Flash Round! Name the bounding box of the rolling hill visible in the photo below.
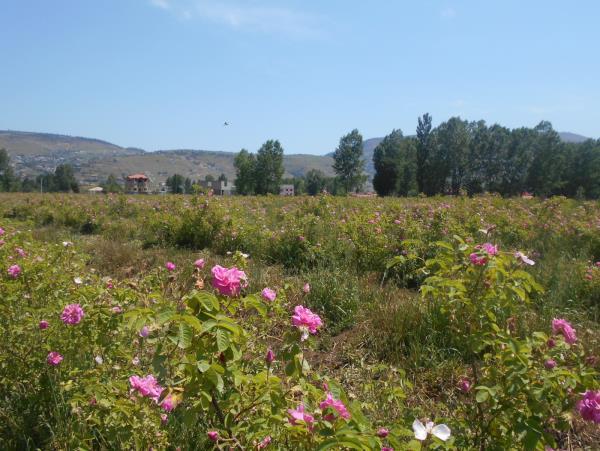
[0,129,592,187]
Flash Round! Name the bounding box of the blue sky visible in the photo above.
[1,0,599,154]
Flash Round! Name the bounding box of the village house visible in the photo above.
[279,184,295,196]
[125,174,149,194]
[198,179,235,195]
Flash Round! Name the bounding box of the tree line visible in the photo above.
[373,115,600,199]
[0,149,80,193]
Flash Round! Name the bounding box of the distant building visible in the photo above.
[158,182,169,195]
[125,174,149,194]
[212,180,235,196]
[280,184,294,196]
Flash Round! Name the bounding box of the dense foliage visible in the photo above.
[0,193,599,449]
[373,117,600,199]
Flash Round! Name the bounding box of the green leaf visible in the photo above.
[215,328,230,352]
[177,322,193,349]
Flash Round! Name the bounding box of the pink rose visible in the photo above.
[61,304,84,325]
[211,265,247,297]
[47,351,63,366]
[261,287,276,302]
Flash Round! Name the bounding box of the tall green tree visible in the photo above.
[166,174,185,194]
[526,121,565,197]
[304,169,328,195]
[101,174,123,193]
[416,113,434,194]
[233,149,257,195]
[372,129,403,196]
[0,149,18,192]
[435,117,470,195]
[254,140,285,195]
[53,164,79,192]
[332,129,365,194]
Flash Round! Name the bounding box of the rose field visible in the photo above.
[0,193,599,450]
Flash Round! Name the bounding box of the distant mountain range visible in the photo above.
[0,130,592,186]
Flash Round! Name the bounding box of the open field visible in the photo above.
[1,193,599,450]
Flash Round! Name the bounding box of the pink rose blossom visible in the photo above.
[544,359,557,369]
[377,427,389,438]
[47,351,63,366]
[194,258,205,269]
[319,392,351,420]
[165,261,176,272]
[207,431,219,442]
[257,436,272,449]
[288,404,315,430]
[291,305,323,341]
[265,348,275,365]
[0,227,4,236]
[577,390,600,423]
[111,306,122,314]
[16,247,26,258]
[211,265,247,297]
[160,394,177,412]
[547,338,556,348]
[302,283,310,294]
[7,264,21,278]
[39,320,49,330]
[381,448,394,451]
[139,326,150,338]
[161,413,168,425]
[551,318,577,344]
[261,287,276,302]
[61,304,84,325]
[459,378,471,393]
[129,375,164,402]
[469,253,487,266]
[480,242,498,256]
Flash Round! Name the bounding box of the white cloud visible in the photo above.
[149,0,323,38]
[150,0,171,10]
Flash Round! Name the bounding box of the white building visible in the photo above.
[279,184,294,196]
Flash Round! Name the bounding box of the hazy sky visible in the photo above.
[1,0,599,154]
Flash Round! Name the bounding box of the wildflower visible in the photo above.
[551,318,577,344]
[377,427,389,438]
[194,258,205,269]
[161,413,168,425]
[257,436,272,449]
[132,357,140,365]
[73,277,83,285]
[207,431,219,442]
[265,348,275,365]
[459,378,471,393]
[577,390,600,423]
[319,392,351,420]
[261,287,276,302]
[161,394,177,412]
[62,241,73,247]
[303,283,310,294]
[129,375,164,402]
[106,280,114,289]
[139,326,150,338]
[544,359,557,369]
[469,253,487,266]
[61,304,84,325]
[515,251,535,265]
[291,305,323,341]
[47,351,64,366]
[7,264,21,278]
[39,320,49,330]
[288,404,315,430]
[480,242,498,256]
[413,419,451,441]
[211,265,247,297]
[95,355,104,365]
[165,261,176,272]
[16,247,26,257]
